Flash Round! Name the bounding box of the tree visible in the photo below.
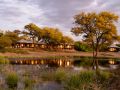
[13,30,21,35]
[60,36,74,49]
[5,31,20,47]
[41,27,63,48]
[71,12,119,71]
[61,36,74,44]
[24,23,42,48]
[0,36,12,49]
[74,41,92,52]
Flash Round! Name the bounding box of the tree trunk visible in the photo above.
[92,41,96,70]
[32,37,35,50]
[94,47,99,74]
[92,49,96,69]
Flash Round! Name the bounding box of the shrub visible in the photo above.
[74,41,92,52]
[0,36,12,49]
[23,76,33,88]
[96,71,111,84]
[0,56,9,64]
[41,68,67,83]
[64,71,95,90]
[6,72,19,89]
[54,69,67,83]
[41,71,55,81]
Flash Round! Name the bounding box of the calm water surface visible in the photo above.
[8,56,120,70]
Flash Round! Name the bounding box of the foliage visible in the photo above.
[74,41,92,52]
[96,71,111,84]
[64,71,95,90]
[13,29,21,35]
[41,68,67,83]
[5,31,20,46]
[41,27,63,45]
[54,68,67,83]
[24,23,42,41]
[116,44,120,47]
[61,36,74,44]
[99,43,111,51]
[23,76,33,88]
[41,71,55,81]
[0,36,12,49]
[0,56,9,64]
[106,65,120,90]
[71,11,119,70]
[24,23,74,49]
[6,72,19,89]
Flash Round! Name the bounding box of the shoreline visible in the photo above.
[0,51,120,58]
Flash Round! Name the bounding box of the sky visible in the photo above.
[0,0,120,40]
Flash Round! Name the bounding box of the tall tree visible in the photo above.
[41,27,63,48]
[71,12,119,71]
[61,36,74,44]
[0,36,12,49]
[24,23,42,47]
[5,31,20,47]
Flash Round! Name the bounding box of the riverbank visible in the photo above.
[0,50,120,58]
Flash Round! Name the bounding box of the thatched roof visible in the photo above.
[17,39,34,44]
[109,44,120,48]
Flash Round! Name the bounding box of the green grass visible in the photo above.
[0,48,29,54]
[23,76,34,88]
[6,72,19,89]
[0,56,9,64]
[64,71,95,90]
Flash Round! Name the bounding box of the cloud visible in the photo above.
[0,0,120,40]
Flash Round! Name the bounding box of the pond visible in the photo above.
[8,56,120,70]
[0,56,120,90]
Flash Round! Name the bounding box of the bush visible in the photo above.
[41,68,67,83]
[6,72,19,89]
[0,36,12,49]
[23,76,33,88]
[0,56,9,64]
[41,71,55,81]
[96,71,111,84]
[54,69,67,83]
[64,71,95,90]
[74,41,92,52]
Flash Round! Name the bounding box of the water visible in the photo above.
[8,56,120,70]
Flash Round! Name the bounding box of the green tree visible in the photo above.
[4,31,19,47]
[71,12,119,71]
[74,41,91,52]
[0,36,12,49]
[13,30,21,35]
[24,23,42,47]
[61,36,74,44]
[41,27,63,48]
[0,32,3,37]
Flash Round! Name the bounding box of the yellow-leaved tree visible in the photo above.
[71,12,120,71]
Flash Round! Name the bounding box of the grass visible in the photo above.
[23,76,34,88]
[6,72,19,89]
[0,48,29,54]
[41,68,67,83]
[64,71,95,90]
[0,56,9,64]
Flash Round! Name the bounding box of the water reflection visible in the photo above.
[109,60,115,65]
[9,57,120,69]
[10,59,72,67]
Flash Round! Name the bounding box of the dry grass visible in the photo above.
[0,49,120,58]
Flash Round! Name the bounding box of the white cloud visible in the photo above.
[0,0,120,40]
